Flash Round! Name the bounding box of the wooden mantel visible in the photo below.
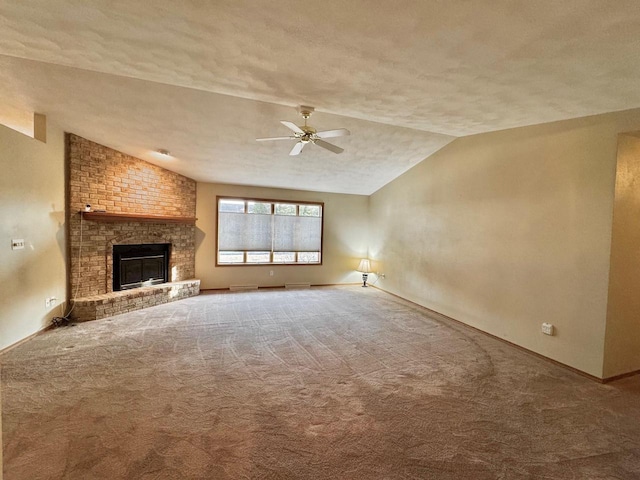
[81,211,197,224]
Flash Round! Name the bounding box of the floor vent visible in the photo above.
[229,284,259,291]
[285,283,311,289]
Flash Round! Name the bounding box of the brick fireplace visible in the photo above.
[66,134,200,321]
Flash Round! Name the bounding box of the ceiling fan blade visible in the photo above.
[314,139,344,154]
[256,136,295,142]
[289,142,305,156]
[281,121,305,134]
[315,128,350,139]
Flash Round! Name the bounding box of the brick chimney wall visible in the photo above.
[67,134,197,299]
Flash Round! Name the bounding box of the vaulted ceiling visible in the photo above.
[1,1,639,194]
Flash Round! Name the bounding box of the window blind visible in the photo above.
[273,215,322,252]
[218,212,273,250]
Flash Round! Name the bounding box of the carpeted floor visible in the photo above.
[2,286,640,479]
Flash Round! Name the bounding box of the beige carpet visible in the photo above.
[2,286,640,479]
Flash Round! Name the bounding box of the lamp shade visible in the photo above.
[357,258,371,273]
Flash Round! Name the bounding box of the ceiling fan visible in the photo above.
[256,106,350,156]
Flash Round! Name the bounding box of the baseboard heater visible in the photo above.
[285,283,311,289]
[229,284,259,291]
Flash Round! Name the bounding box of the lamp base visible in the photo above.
[362,273,368,287]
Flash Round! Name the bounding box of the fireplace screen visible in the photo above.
[113,244,170,291]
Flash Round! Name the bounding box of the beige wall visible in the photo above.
[603,134,640,378]
[196,183,368,289]
[369,109,640,378]
[0,123,66,352]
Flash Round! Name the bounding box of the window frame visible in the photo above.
[215,195,324,267]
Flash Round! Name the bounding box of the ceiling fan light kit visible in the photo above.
[256,105,350,156]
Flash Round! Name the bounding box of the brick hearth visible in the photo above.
[70,280,200,322]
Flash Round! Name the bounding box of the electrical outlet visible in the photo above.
[378,272,385,279]
[541,322,554,336]
[269,270,274,276]
[45,296,57,308]
[12,239,25,250]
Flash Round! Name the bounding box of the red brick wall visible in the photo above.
[67,134,197,298]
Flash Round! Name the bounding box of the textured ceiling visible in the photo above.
[1,1,639,194]
[0,56,452,195]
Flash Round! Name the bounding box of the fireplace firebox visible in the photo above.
[113,244,170,291]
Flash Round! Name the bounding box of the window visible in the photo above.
[217,197,323,265]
